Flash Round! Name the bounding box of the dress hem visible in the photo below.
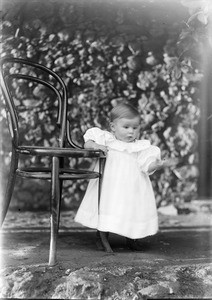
[75,212,158,239]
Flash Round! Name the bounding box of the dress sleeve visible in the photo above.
[138,145,161,175]
[83,127,108,146]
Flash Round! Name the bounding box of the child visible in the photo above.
[75,103,178,252]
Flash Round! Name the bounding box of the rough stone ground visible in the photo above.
[0,201,212,299]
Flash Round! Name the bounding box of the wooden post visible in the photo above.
[198,41,212,198]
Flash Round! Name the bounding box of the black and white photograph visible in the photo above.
[0,0,212,299]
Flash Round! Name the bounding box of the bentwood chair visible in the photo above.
[0,57,105,266]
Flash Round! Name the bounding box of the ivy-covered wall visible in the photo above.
[1,0,210,211]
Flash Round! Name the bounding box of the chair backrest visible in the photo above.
[0,57,68,148]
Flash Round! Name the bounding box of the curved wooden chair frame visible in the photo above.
[0,57,106,266]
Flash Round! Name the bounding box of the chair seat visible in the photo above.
[17,145,104,158]
[16,167,100,180]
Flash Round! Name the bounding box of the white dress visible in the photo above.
[75,127,161,239]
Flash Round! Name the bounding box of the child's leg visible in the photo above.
[99,231,114,253]
[96,230,111,251]
[96,230,104,250]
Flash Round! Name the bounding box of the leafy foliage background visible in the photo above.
[0,0,210,211]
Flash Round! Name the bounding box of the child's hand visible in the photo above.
[147,157,179,174]
[94,144,108,156]
[84,140,108,156]
[162,157,179,168]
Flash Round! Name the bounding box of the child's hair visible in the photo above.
[110,102,140,122]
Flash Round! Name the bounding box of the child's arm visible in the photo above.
[84,140,108,155]
[148,157,179,174]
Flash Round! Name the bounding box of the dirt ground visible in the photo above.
[0,201,212,299]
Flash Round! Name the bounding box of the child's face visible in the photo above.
[110,117,140,142]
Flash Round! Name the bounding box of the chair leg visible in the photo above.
[49,156,60,266]
[97,157,113,252]
[0,147,18,226]
[98,157,106,211]
[57,157,64,230]
[57,179,63,230]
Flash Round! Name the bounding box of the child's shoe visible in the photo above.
[126,238,144,251]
